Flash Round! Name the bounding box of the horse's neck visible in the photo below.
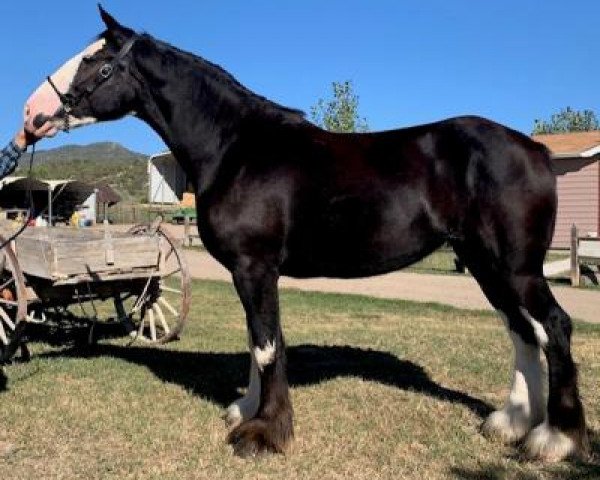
[134,47,245,195]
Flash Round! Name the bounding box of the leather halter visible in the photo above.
[46,35,138,114]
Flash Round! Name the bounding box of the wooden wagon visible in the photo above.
[0,219,190,363]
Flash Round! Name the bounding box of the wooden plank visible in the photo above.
[51,236,159,277]
[570,225,580,287]
[52,269,160,286]
[578,237,600,265]
[579,238,600,257]
[10,236,54,279]
[0,224,165,280]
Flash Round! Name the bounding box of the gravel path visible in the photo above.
[181,249,600,324]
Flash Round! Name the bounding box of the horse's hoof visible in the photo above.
[227,416,292,458]
[523,421,588,462]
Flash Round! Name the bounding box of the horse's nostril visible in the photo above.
[33,113,49,129]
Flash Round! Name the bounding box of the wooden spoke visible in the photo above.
[0,320,8,345]
[136,310,146,337]
[0,277,15,291]
[0,306,15,330]
[158,296,178,317]
[153,304,170,334]
[160,285,181,294]
[148,308,157,342]
[0,298,19,307]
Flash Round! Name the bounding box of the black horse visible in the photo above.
[25,7,587,461]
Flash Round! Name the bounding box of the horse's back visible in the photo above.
[202,115,555,278]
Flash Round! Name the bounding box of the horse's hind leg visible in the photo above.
[519,279,588,461]
[455,243,588,462]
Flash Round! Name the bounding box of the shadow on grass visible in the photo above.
[450,429,600,479]
[30,341,492,419]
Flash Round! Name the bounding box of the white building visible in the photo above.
[147,151,187,204]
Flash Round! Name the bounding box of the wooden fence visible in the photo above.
[102,204,179,225]
[570,224,600,286]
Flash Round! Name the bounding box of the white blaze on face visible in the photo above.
[25,39,106,134]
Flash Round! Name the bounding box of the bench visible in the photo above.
[570,225,600,286]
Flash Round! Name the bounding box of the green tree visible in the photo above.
[532,106,599,134]
[310,80,369,133]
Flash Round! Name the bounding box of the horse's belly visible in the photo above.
[280,246,437,278]
[281,197,445,278]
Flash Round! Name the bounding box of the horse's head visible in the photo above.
[26,6,139,136]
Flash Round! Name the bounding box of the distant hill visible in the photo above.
[15,142,150,202]
[32,142,147,164]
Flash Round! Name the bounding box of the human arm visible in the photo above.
[0,138,24,179]
[0,123,55,180]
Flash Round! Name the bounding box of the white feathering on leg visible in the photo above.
[524,420,576,462]
[483,315,545,443]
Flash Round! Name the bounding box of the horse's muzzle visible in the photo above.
[33,113,51,129]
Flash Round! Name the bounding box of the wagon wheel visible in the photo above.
[117,223,191,343]
[0,235,28,363]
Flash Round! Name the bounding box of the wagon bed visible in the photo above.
[0,220,191,363]
[5,226,161,283]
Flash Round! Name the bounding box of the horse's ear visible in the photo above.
[98,4,134,46]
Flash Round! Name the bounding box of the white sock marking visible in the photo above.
[254,340,276,371]
[520,307,549,347]
[484,313,545,442]
[225,353,261,427]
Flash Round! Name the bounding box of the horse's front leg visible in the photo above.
[226,260,293,457]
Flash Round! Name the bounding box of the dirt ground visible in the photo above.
[178,247,600,324]
[101,223,600,323]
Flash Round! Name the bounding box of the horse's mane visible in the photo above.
[100,31,307,125]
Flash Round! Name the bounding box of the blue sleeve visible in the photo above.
[0,140,24,179]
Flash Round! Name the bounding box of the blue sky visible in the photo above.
[0,1,598,155]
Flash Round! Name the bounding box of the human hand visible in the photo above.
[14,122,55,149]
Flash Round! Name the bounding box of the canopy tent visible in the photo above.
[0,177,121,225]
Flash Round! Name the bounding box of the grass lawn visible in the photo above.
[1,280,599,479]
[407,248,570,275]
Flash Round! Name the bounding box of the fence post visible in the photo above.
[184,214,191,247]
[570,224,580,287]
